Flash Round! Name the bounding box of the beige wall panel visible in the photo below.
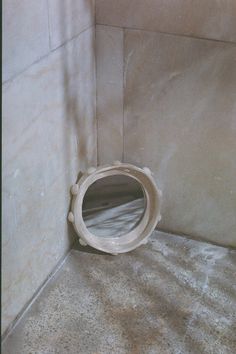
[2,28,96,334]
[96,25,124,164]
[96,0,236,43]
[3,0,50,82]
[124,30,236,247]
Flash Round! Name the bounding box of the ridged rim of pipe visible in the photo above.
[69,163,162,254]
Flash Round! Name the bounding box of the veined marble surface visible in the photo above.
[3,0,50,82]
[3,0,95,82]
[96,26,236,247]
[2,28,96,335]
[84,198,145,238]
[96,0,236,43]
[124,30,236,247]
[48,0,95,50]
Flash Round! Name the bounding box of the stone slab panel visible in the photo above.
[96,0,236,43]
[2,28,96,334]
[48,0,95,49]
[96,25,124,164]
[3,0,50,82]
[124,29,236,247]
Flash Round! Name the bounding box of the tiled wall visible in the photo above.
[2,0,96,335]
[3,0,236,335]
[96,1,236,247]
[96,0,236,42]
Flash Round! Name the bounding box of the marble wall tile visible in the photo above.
[96,25,124,164]
[3,0,50,82]
[124,30,236,247]
[96,0,236,43]
[2,28,96,334]
[48,0,95,50]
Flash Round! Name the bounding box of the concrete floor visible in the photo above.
[2,231,236,354]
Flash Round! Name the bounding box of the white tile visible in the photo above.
[2,28,96,334]
[3,0,50,82]
[48,0,95,50]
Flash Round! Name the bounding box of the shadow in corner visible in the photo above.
[57,1,96,247]
[72,240,111,256]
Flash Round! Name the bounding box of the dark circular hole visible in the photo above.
[82,174,146,238]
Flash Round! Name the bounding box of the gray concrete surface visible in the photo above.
[2,230,236,354]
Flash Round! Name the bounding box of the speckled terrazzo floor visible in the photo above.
[2,230,236,354]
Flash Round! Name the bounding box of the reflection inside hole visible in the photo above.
[82,175,146,237]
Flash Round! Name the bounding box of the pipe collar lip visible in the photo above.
[69,163,162,254]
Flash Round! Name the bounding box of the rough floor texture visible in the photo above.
[2,231,236,354]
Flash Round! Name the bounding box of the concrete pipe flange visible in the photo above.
[68,163,162,254]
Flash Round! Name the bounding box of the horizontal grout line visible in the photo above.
[1,245,75,343]
[2,25,95,86]
[95,23,236,46]
[4,22,235,86]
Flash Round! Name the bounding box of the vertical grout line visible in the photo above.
[95,25,98,167]
[95,0,97,25]
[46,0,52,51]
[94,1,98,166]
[122,28,125,163]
